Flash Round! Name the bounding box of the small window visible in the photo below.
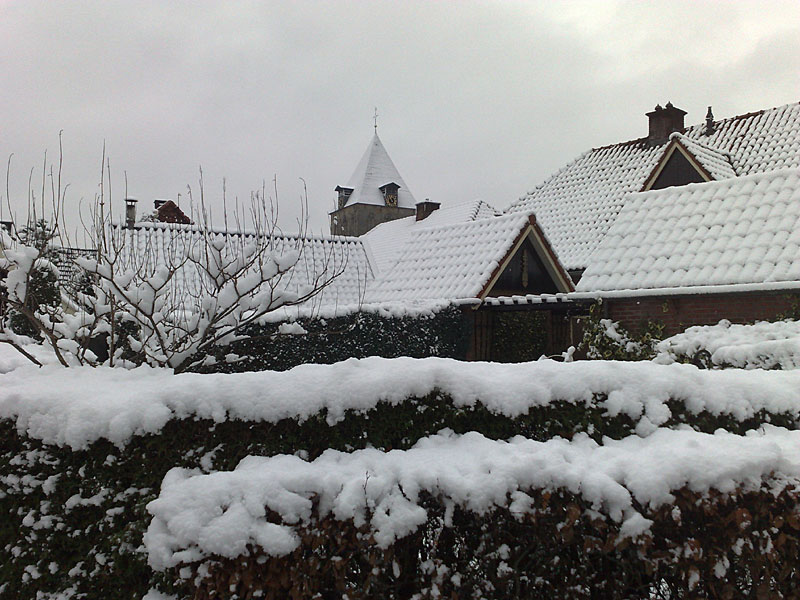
[379,183,400,207]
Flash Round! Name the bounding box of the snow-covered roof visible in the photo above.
[576,168,800,293]
[94,204,569,314]
[366,213,543,302]
[111,222,373,310]
[339,133,416,209]
[361,199,501,274]
[509,101,800,270]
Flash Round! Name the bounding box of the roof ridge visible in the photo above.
[411,211,528,235]
[588,100,800,153]
[671,132,730,157]
[112,221,365,244]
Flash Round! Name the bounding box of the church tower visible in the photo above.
[330,131,416,236]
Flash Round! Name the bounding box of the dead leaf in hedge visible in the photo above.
[733,507,752,530]
[566,502,580,523]
[756,582,771,600]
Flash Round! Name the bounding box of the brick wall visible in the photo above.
[606,291,800,336]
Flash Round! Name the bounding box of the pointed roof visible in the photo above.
[364,213,573,303]
[339,133,417,209]
[641,133,737,190]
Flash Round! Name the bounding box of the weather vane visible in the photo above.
[373,107,379,132]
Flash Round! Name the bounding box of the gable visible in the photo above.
[646,145,708,190]
[364,213,572,303]
[483,221,574,298]
[488,238,559,296]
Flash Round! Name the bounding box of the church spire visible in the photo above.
[330,128,417,236]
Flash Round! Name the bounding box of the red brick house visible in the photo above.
[507,101,800,335]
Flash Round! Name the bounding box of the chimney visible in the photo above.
[124,197,138,228]
[646,101,687,143]
[415,199,440,221]
[704,106,715,135]
[154,199,168,210]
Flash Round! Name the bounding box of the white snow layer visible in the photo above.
[657,319,800,370]
[5,357,800,450]
[145,426,800,569]
[576,168,800,293]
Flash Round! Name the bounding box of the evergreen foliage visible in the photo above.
[580,301,664,361]
[192,305,470,373]
[4,220,61,338]
[2,385,799,599]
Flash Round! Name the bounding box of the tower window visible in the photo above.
[335,186,353,209]
[379,182,400,207]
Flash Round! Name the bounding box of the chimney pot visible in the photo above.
[705,106,715,135]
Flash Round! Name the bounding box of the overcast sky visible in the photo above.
[2,0,798,238]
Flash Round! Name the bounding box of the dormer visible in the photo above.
[379,182,400,207]
[642,133,737,191]
[335,186,353,209]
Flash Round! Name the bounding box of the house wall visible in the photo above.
[605,291,800,336]
[330,204,414,236]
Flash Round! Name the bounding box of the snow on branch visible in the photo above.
[1,145,350,372]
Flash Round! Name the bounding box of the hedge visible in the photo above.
[178,484,800,600]
[4,375,800,600]
[193,304,470,373]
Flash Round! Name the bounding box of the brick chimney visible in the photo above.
[646,102,687,143]
[415,199,440,221]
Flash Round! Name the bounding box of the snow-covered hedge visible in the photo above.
[194,303,469,373]
[4,358,800,599]
[657,318,800,370]
[149,428,800,599]
[5,358,800,451]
